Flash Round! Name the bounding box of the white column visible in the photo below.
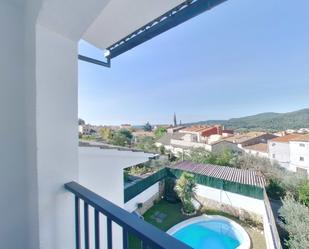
[35,24,78,249]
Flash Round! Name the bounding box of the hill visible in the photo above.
[187,108,309,132]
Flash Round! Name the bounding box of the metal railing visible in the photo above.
[65,181,191,249]
[264,191,282,249]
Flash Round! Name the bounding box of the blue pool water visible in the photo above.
[172,220,241,249]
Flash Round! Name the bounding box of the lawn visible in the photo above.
[129,199,266,249]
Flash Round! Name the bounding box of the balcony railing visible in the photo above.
[65,182,192,249]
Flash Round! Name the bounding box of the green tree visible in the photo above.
[111,129,133,146]
[118,129,133,140]
[299,182,309,206]
[99,127,113,140]
[154,127,167,138]
[135,136,156,152]
[174,172,196,214]
[143,122,152,132]
[184,148,235,167]
[279,194,309,249]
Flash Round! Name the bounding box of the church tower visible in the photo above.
[173,112,177,127]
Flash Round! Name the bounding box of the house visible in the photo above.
[268,134,309,175]
[179,125,223,143]
[121,124,132,130]
[289,135,309,175]
[156,132,241,155]
[223,132,277,149]
[243,143,269,158]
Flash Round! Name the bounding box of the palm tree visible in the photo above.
[174,172,196,214]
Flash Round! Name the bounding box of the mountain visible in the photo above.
[187,108,309,131]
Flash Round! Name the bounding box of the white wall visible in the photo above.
[124,182,160,212]
[243,148,268,158]
[289,141,309,173]
[0,2,30,249]
[79,147,154,249]
[268,141,290,169]
[196,184,265,216]
[35,24,79,249]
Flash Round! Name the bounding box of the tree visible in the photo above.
[154,127,167,138]
[299,182,309,207]
[184,148,235,167]
[99,127,113,140]
[279,194,309,249]
[143,122,152,132]
[118,129,133,140]
[78,118,85,125]
[135,136,156,152]
[110,129,133,146]
[174,172,196,214]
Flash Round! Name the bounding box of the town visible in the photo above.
[79,113,309,178]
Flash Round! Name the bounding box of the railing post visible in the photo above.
[123,229,128,249]
[75,197,81,249]
[107,217,112,249]
[84,202,89,249]
[95,210,100,249]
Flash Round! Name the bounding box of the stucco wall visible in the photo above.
[0,2,31,249]
[289,141,309,173]
[268,141,290,169]
[124,182,160,213]
[196,184,265,216]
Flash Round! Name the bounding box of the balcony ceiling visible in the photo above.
[82,0,186,50]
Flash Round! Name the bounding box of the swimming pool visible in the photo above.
[167,215,250,249]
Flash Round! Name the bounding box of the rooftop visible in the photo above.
[168,161,266,188]
[156,132,184,145]
[290,134,309,142]
[243,143,268,153]
[223,132,266,144]
[270,134,306,143]
[181,125,220,133]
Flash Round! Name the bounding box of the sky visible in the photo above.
[78,0,309,126]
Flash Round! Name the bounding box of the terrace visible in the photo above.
[1,0,283,249]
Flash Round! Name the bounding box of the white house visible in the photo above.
[268,134,309,175]
[289,135,309,175]
[243,143,269,158]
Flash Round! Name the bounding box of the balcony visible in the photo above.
[65,181,191,249]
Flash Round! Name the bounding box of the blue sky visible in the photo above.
[79,0,309,125]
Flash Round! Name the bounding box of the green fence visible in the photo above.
[124,167,264,202]
[168,168,264,200]
[124,168,168,203]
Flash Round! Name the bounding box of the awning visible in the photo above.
[83,0,185,51]
[80,0,227,65]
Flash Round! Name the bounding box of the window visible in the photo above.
[300,157,304,162]
[272,154,276,159]
[299,143,305,147]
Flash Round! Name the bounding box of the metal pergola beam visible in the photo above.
[79,0,227,66]
[107,0,227,59]
[78,54,111,68]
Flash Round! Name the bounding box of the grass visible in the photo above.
[129,199,266,249]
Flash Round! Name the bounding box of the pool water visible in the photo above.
[172,220,241,249]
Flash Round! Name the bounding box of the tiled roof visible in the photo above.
[243,143,268,153]
[223,132,266,144]
[270,134,305,143]
[290,134,309,142]
[168,161,266,188]
[156,132,184,145]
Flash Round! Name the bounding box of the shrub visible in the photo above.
[299,182,309,206]
[174,172,196,214]
[279,195,309,249]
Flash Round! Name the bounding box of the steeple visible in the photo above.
[173,112,177,127]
